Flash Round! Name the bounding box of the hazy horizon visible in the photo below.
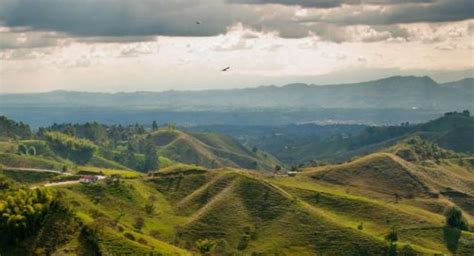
[1,72,473,94]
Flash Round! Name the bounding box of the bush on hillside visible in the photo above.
[133,217,145,231]
[443,207,468,253]
[17,144,28,155]
[445,207,469,231]
[395,148,418,162]
[195,238,217,254]
[124,232,135,241]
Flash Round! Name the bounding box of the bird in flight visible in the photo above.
[196,21,201,25]
[221,67,230,72]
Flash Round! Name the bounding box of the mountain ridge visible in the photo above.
[1,75,472,111]
[2,75,472,95]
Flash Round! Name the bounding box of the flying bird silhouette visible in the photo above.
[196,21,201,25]
[221,67,230,72]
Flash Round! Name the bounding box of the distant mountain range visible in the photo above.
[1,76,473,111]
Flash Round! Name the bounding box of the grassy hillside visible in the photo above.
[1,156,473,255]
[149,129,282,171]
[1,115,473,255]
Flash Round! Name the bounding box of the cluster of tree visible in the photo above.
[0,116,32,139]
[40,122,149,145]
[404,136,458,161]
[444,110,470,117]
[44,132,97,164]
[0,188,53,243]
[347,125,417,150]
[112,140,159,172]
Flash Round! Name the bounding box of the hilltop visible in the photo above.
[149,129,281,171]
[0,117,281,173]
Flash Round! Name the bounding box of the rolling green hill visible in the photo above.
[1,115,473,255]
[2,148,472,255]
[149,129,282,171]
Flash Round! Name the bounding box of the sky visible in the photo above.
[0,0,473,93]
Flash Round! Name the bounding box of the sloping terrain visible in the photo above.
[1,115,473,255]
[435,126,474,153]
[304,139,474,214]
[1,155,473,255]
[306,153,436,199]
[149,168,389,255]
[246,112,474,165]
[149,129,282,171]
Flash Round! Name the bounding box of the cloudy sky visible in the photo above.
[0,0,473,93]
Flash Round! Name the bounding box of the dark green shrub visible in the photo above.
[133,217,145,231]
[445,207,469,231]
[137,237,148,245]
[144,203,155,215]
[17,144,27,155]
[124,232,135,241]
[195,239,216,254]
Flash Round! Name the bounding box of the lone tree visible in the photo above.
[144,141,159,172]
[445,207,469,231]
[444,207,468,253]
[385,228,398,244]
[152,121,159,131]
[385,227,398,256]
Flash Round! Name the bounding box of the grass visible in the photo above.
[52,179,190,255]
[2,139,473,255]
[76,166,141,178]
[88,155,132,170]
[150,129,282,171]
[0,141,15,153]
[150,168,393,254]
[1,169,59,184]
[0,153,64,170]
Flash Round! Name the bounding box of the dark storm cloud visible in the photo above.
[0,0,233,37]
[227,0,435,8]
[298,0,474,25]
[0,0,472,42]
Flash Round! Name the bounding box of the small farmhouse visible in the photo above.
[80,175,99,184]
